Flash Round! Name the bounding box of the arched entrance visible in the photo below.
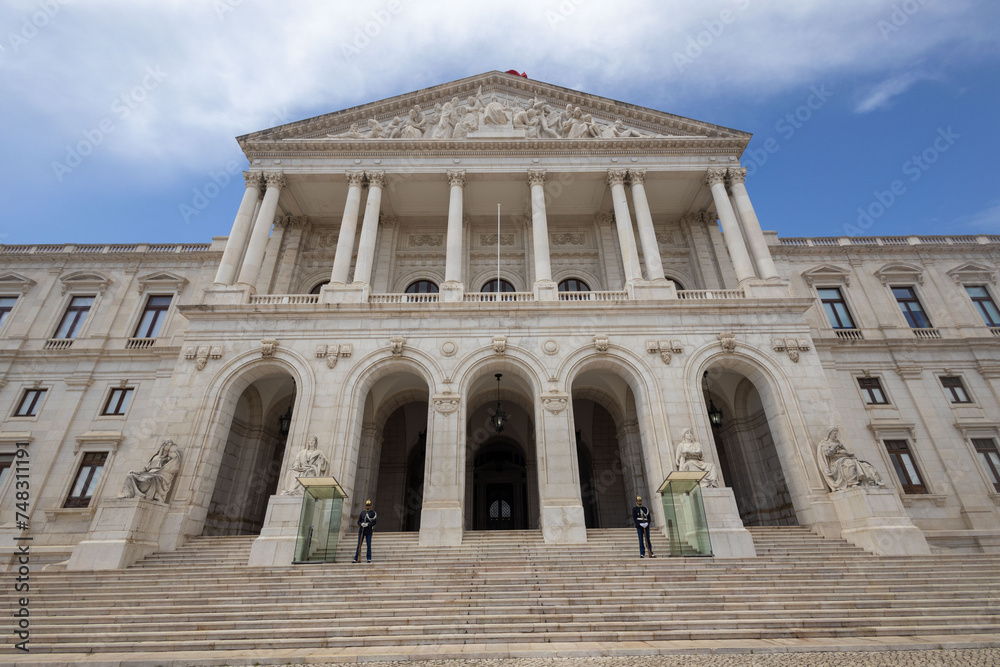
[472,440,529,530]
[703,367,797,526]
[203,373,294,535]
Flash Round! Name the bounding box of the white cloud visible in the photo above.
[961,201,1000,233]
[853,72,926,113]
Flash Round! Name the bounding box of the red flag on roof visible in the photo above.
[506,70,528,78]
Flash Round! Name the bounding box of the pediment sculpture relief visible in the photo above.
[327,87,659,141]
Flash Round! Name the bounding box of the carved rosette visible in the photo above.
[704,168,727,188]
[432,393,460,414]
[593,335,610,354]
[606,169,628,187]
[718,332,736,353]
[261,338,279,358]
[726,167,748,185]
[447,170,467,188]
[365,170,387,189]
[346,171,366,188]
[527,170,546,187]
[389,336,406,357]
[627,168,646,185]
[541,392,569,414]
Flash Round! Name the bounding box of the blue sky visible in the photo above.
[1,0,998,245]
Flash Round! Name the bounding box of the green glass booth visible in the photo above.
[657,471,713,557]
[293,476,347,563]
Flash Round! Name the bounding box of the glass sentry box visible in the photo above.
[293,476,346,563]
[657,471,713,557]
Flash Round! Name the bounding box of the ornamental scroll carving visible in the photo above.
[185,345,223,371]
[389,336,406,357]
[480,233,515,247]
[551,233,586,246]
[432,393,460,414]
[772,338,810,363]
[409,235,443,247]
[315,343,353,369]
[593,335,610,354]
[261,339,278,359]
[541,392,569,414]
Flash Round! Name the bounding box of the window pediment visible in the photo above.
[801,264,852,287]
[0,272,37,295]
[59,271,112,295]
[137,271,188,294]
[946,262,996,286]
[874,262,924,286]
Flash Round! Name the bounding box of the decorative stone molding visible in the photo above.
[480,233,515,247]
[551,233,585,246]
[593,335,610,354]
[606,169,628,187]
[772,338,810,363]
[647,340,683,364]
[946,261,996,286]
[718,332,737,353]
[440,341,458,357]
[705,168,728,188]
[59,271,112,296]
[542,339,559,355]
[492,335,507,355]
[874,262,924,286]
[446,169,467,188]
[74,430,125,454]
[389,336,406,357]
[315,343,353,368]
[627,168,646,185]
[345,171,366,187]
[0,272,36,295]
[137,272,188,295]
[409,234,443,247]
[275,215,309,230]
[527,169,546,186]
[594,213,615,227]
[541,392,569,414]
[801,264,852,287]
[379,214,398,228]
[244,171,265,189]
[726,167,748,185]
[313,233,337,249]
[185,345,222,371]
[260,339,278,359]
[263,171,286,190]
[365,170,387,188]
[432,393,460,414]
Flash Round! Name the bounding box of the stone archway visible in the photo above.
[472,439,529,530]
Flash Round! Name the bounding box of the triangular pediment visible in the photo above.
[946,261,996,285]
[238,71,750,154]
[801,264,852,287]
[0,272,37,294]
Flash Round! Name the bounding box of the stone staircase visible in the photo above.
[6,526,1000,661]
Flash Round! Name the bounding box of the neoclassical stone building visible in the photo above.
[2,72,999,569]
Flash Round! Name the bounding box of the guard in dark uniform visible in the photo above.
[353,499,377,563]
[632,495,656,558]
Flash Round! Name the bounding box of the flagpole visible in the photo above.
[496,203,501,300]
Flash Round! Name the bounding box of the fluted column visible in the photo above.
[351,171,386,285]
[236,172,284,287]
[330,172,366,284]
[627,169,666,281]
[444,170,466,284]
[607,169,642,283]
[527,170,553,284]
[705,168,755,284]
[727,168,779,280]
[214,172,263,285]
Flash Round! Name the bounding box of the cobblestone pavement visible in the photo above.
[231,650,1000,666]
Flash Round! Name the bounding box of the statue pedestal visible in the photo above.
[701,487,757,557]
[248,495,302,567]
[66,497,170,571]
[830,486,931,555]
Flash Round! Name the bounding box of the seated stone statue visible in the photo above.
[675,428,719,487]
[281,435,329,496]
[118,439,182,502]
[817,426,884,491]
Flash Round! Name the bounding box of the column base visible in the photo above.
[829,486,931,555]
[319,283,369,304]
[742,278,790,298]
[66,498,170,571]
[248,495,302,567]
[700,487,756,557]
[440,281,465,303]
[202,283,255,305]
[631,279,678,300]
[541,503,587,543]
[418,503,464,546]
[534,280,558,301]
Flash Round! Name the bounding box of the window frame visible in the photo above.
[939,376,972,404]
[481,279,516,293]
[883,439,927,494]
[52,294,97,340]
[557,278,591,293]
[100,386,135,417]
[857,377,889,406]
[0,295,19,331]
[965,285,1000,327]
[404,280,440,294]
[13,387,48,418]
[890,285,932,329]
[63,450,110,509]
[817,286,857,330]
[132,294,173,340]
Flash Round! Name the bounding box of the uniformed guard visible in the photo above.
[631,495,656,558]
[353,499,377,563]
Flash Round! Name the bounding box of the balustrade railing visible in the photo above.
[249,294,320,305]
[912,328,941,340]
[676,289,745,300]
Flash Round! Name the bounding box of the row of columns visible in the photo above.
[215,167,777,291]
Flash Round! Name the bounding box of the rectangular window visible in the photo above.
[940,376,971,404]
[63,451,108,508]
[54,295,95,339]
[858,377,888,405]
[818,288,856,329]
[966,285,1000,327]
[892,286,932,328]
[0,296,17,328]
[133,295,172,339]
[102,387,134,416]
[884,439,927,493]
[0,453,13,489]
[14,388,46,417]
[973,438,1000,492]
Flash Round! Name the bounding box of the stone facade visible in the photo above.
[2,72,998,569]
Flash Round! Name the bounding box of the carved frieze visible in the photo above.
[480,233,515,247]
[409,235,444,247]
[551,233,586,246]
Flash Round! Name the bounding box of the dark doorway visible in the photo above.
[473,441,529,530]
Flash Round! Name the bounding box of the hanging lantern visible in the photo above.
[490,373,507,433]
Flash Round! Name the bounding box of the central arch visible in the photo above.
[472,439,530,530]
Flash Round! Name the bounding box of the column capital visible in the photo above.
[606,168,629,187]
[627,168,647,185]
[527,169,546,187]
[274,215,309,230]
[595,213,615,227]
[346,171,366,187]
[446,170,467,188]
[263,171,285,190]
[243,171,264,190]
[705,168,728,187]
[379,213,398,228]
[365,170,387,189]
[727,167,748,185]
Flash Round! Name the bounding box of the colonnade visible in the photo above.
[213,167,778,292]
